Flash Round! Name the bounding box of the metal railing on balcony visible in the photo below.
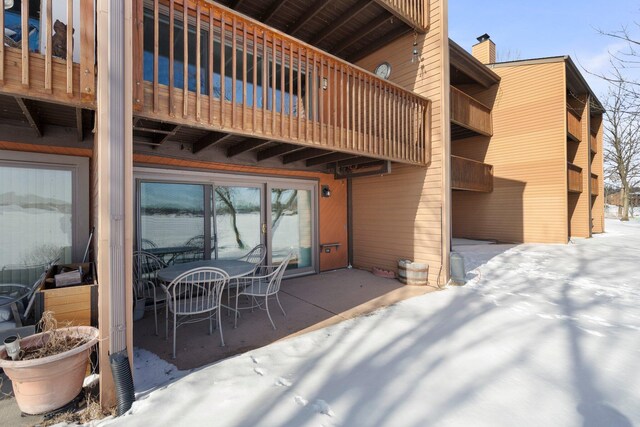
[451,155,493,192]
[133,0,430,165]
[591,173,599,196]
[450,86,492,137]
[567,162,583,193]
[0,0,95,107]
[567,108,582,142]
[374,0,429,31]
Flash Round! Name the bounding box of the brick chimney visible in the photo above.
[472,34,496,64]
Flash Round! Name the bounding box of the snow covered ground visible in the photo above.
[102,219,640,427]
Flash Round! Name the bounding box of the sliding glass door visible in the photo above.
[136,171,317,275]
[268,183,316,274]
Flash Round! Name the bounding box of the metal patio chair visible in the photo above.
[227,244,267,310]
[133,250,167,335]
[161,267,229,359]
[234,253,292,330]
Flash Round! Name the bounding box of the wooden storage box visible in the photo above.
[34,263,98,327]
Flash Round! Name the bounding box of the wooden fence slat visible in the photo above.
[21,0,29,87]
[153,0,159,112]
[79,0,94,100]
[182,2,189,118]
[44,0,52,92]
[66,0,73,95]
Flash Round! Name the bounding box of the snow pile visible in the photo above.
[101,219,640,427]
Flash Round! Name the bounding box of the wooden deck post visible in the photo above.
[95,0,134,409]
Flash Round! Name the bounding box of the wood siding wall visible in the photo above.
[452,61,569,243]
[133,154,348,272]
[352,0,447,284]
[590,112,605,233]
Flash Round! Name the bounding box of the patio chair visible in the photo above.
[234,253,292,330]
[161,267,229,358]
[227,244,267,309]
[0,270,46,338]
[133,251,168,335]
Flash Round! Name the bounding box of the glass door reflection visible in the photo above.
[213,185,263,259]
[139,182,206,264]
[269,186,314,273]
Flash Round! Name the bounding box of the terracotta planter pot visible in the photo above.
[0,326,99,415]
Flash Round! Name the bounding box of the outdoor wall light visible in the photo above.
[322,77,328,90]
[321,185,331,198]
[4,0,14,9]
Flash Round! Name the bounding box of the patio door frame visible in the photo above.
[134,167,319,276]
[266,180,318,276]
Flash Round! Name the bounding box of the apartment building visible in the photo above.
[449,35,605,243]
[0,0,449,405]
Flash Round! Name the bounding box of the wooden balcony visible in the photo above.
[0,1,95,108]
[567,108,582,142]
[591,173,599,196]
[567,162,583,193]
[375,0,429,31]
[451,155,493,192]
[450,86,492,139]
[133,1,430,166]
[590,132,597,154]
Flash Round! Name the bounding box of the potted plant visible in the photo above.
[0,312,99,415]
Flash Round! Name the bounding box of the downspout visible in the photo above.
[347,177,353,268]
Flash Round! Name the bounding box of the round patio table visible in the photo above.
[157,260,255,283]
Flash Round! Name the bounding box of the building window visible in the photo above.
[0,151,89,285]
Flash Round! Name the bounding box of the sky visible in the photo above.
[449,0,640,101]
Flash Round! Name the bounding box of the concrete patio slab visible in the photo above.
[133,268,438,370]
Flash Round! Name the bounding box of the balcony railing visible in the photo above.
[567,162,583,193]
[590,132,597,154]
[133,0,430,166]
[375,0,429,31]
[451,155,493,192]
[450,86,492,137]
[591,173,599,196]
[0,0,95,107]
[567,108,582,142]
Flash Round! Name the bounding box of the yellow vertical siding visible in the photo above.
[590,112,605,233]
[352,0,447,284]
[452,61,569,243]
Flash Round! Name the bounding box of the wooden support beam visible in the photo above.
[310,0,372,45]
[133,126,174,135]
[14,97,43,137]
[262,0,288,24]
[282,148,327,164]
[347,26,411,63]
[192,132,231,154]
[306,152,357,167]
[334,14,391,55]
[76,108,84,141]
[289,0,333,36]
[227,138,272,158]
[256,143,304,161]
[334,157,378,168]
[154,125,181,145]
